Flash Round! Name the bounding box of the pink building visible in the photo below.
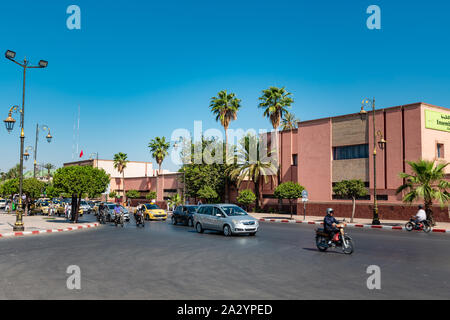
[253,102,450,221]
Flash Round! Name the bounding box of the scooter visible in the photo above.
[135,212,145,227]
[405,218,431,233]
[315,223,354,254]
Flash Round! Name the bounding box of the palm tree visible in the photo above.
[43,163,55,179]
[210,90,241,203]
[209,90,241,147]
[229,134,277,210]
[113,152,129,202]
[396,160,450,226]
[258,86,294,183]
[148,137,170,174]
[281,112,299,165]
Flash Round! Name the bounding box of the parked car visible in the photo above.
[105,204,130,222]
[171,205,199,227]
[0,199,6,210]
[193,204,259,236]
[79,200,91,214]
[135,203,167,221]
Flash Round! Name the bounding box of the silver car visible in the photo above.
[193,204,259,236]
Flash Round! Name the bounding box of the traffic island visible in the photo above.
[0,213,100,239]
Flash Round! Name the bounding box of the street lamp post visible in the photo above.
[173,137,187,205]
[3,50,48,231]
[89,152,99,168]
[33,124,52,178]
[360,98,386,225]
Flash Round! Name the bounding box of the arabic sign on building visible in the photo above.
[425,109,450,133]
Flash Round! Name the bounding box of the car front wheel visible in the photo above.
[172,216,177,225]
[223,225,232,237]
[196,222,204,233]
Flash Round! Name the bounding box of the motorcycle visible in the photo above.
[405,219,431,233]
[315,223,354,254]
[135,211,145,227]
[98,209,106,224]
[114,212,124,228]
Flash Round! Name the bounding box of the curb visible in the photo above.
[0,222,100,239]
[257,218,450,234]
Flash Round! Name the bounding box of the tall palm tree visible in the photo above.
[229,134,277,209]
[113,152,129,202]
[209,90,241,148]
[281,112,299,165]
[396,160,450,226]
[210,90,241,203]
[148,137,170,174]
[258,86,294,183]
[43,163,55,179]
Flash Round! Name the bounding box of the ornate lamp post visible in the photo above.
[4,50,48,231]
[33,124,53,178]
[360,98,387,225]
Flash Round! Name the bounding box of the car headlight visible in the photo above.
[232,220,241,225]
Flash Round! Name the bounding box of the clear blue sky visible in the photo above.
[0,0,449,173]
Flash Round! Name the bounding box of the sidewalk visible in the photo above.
[249,212,450,233]
[0,213,99,239]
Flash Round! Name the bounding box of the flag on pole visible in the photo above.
[79,150,84,158]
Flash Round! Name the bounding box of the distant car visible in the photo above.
[105,204,130,222]
[135,203,167,221]
[0,199,6,210]
[79,200,91,214]
[193,204,259,236]
[171,205,199,227]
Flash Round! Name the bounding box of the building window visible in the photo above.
[333,144,369,160]
[292,154,298,166]
[437,143,444,159]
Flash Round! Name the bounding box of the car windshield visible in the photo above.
[145,204,160,210]
[41,202,49,206]
[107,204,116,209]
[187,206,198,213]
[221,206,247,216]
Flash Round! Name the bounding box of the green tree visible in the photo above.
[168,193,183,209]
[274,181,304,218]
[45,183,61,199]
[43,163,55,179]
[4,164,22,180]
[210,90,241,203]
[23,178,45,200]
[0,178,19,198]
[333,179,368,223]
[237,189,256,211]
[113,152,129,202]
[148,137,170,174]
[258,86,294,179]
[53,166,110,222]
[209,90,241,148]
[146,191,157,201]
[197,185,218,204]
[229,134,277,209]
[396,160,450,226]
[126,189,140,199]
[109,191,118,199]
[178,137,235,203]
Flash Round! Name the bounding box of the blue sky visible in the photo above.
[0,0,449,173]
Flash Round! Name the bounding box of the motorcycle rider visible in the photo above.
[324,208,340,244]
[413,204,427,229]
[114,203,122,223]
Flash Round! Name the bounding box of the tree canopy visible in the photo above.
[126,189,140,199]
[53,166,110,199]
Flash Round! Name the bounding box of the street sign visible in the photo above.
[302,190,308,202]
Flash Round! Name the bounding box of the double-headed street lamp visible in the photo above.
[33,124,53,178]
[3,50,48,232]
[360,98,387,225]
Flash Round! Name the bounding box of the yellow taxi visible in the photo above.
[135,203,167,221]
[55,200,83,217]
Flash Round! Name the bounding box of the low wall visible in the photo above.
[295,202,450,222]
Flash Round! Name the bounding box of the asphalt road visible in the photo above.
[0,216,449,300]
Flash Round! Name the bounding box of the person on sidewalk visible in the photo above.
[324,208,340,244]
